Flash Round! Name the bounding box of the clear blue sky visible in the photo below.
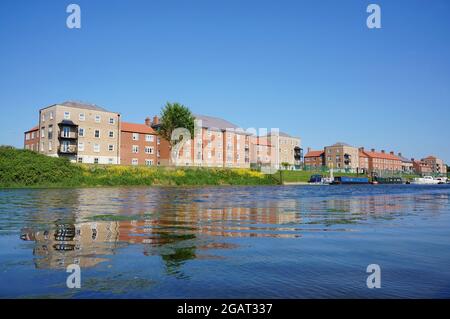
[1,0,449,162]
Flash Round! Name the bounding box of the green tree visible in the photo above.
[158,102,195,147]
[281,162,290,170]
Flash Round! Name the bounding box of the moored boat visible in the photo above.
[331,176,369,185]
[411,176,440,185]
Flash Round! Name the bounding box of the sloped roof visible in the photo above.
[25,126,39,132]
[121,122,156,134]
[361,150,401,161]
[194,114,239,131]
[397,155,413,163]
[305,150,324,158]
[59,101,110,112]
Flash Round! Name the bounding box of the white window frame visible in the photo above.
[94,130,100,138]
[79,128,85,137]
[109,118,115,125]
[145,134,154,142]
[109,131,114,138]
[132,133,139,141]
[78,142,85,152]
[94,143,100,153]
[145,146,153,154]
[79,113,85,121]
[132,145,139,154]
[64,112,70,120]
[108,144,114,152]
[132,159,139,166]
[95,115,101,123]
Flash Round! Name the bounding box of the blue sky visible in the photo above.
[1,0,449,162]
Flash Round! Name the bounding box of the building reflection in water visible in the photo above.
[19,187,449,273]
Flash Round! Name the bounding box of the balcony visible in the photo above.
[59,145,77,154]
[59,131,78,139]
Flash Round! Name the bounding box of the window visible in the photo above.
[94,130,100,138]
[108,144,114,152]
[145,159,153,166]
[208,151,212,159]
[109,131,114,138]
[78,142,84,152]
[31,132,35,139]
[157,150,160,157]
[79,128,84,137]
[41,114,45,122]
[78,157,83,163]
[145,134,154,142]
[108,158,114,164]
[94,158,99,164]
[25,133,30,141]
[79,113,85,121]
[64,112,70,120]
[95,115,101,123]
[157,137,161,145]
[48,125,53,140]
[218,152,222,160]
[94,144,100,153]
[41,127,45,138]
[50,112,54,120]
[109,118,115,124]
[145,146,153,154]
[132,159,138,166]
[48,141,52,151]
[132,133,139,141]
[132,145,139,153]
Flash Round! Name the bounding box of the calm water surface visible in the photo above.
[1,185,450,298]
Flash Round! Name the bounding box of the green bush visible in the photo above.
[0,147,275,188]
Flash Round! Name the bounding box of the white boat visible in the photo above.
[411,176,441,185]
[434,177,448,184]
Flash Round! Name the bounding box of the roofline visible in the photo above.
[38,103,120,115]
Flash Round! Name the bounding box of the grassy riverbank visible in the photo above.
[0,147,275,188]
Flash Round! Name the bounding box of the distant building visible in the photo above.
[324,142,359,172]
[37,101,121,164]
[421,156,447,175]
[412,159,432,175]
[396,153,414,173]
[358,148,403,173]
[120,121,159,166]
[249,135,276,168]
[172,115,251,168]
[304,148,325,168]
[24,126,39,152]
[260,132,301,169]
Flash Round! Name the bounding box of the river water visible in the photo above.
[0,185,449,298]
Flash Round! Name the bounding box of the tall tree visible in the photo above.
[159,102,195,147]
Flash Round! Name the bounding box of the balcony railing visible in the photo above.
[59,131,78,139]
[59,145,77,154]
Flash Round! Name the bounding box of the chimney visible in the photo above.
[359,147,364,152]
[371,148,375,152]
[411,158,415,162]
[381,150,385,154]
[398,152,402,157]
[307,147,311,153]
[145,117,151,127]
[152,115,159,126]
[390,151,394,155]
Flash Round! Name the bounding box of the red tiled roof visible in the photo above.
[121,122,156,134]
[361,150,400,161]
[25,126,39,133]
[305,150,324,158]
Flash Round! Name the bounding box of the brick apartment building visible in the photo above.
[358,148,403,173]
[174,115,251,168]
[259,132,302,169]
[249,135,276,167]
[24,126,39,152]
[422,156,447,175]
[304,148,325,168]
[34,101,121,164]
[120,121,159,166]
[324,142,360,172]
